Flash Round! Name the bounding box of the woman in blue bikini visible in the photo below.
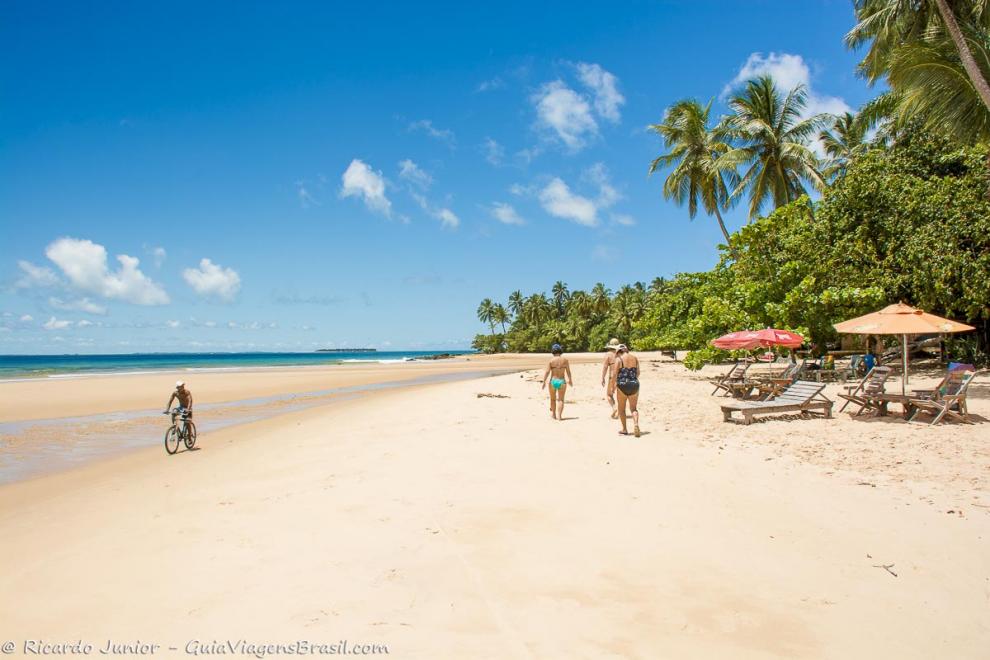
[541,343,573,421]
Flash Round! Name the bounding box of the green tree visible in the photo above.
[476,298,495,336]
[720,76,826,219]
[846,0,990,112]
[819,111,872,181]
[649,99,736,245]
[551,281,570,319]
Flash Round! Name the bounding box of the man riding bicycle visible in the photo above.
[164,380,194,419]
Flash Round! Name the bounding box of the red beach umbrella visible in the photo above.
[710,328,805,351]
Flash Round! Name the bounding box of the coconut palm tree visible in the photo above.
[846,0,990,114]
[611,285,645,338]
[590,283,612,319]
[649,99,737,245]
[719,76,826,220]
[492,303,509,333]
[886,27,990,142]
[507,290,524,319]
[819,111,871,181]
[476,298,495,336]
[551,281,570,319]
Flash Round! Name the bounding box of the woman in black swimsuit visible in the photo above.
[611,344,641,437]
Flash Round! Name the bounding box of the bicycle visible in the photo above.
[163,408,197,454]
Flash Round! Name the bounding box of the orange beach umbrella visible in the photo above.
[833,303,974,394]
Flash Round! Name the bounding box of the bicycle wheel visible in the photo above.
[183,421,197,450]
[164,426,180,454]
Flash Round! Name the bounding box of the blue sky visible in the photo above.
[1,0,876,353]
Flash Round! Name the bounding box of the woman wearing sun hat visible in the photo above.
[601,338,621,419]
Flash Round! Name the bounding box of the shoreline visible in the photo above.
[0,369,511,485]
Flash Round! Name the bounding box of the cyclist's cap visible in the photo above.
[175,380,185,388]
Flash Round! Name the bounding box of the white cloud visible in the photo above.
[15,260,59,289]
[182,258,241,302]
[295,181,320,208]
[19,314,33,322]
[408,119,455,146]
[477,77,504,92]
[45,238,169,305]
[538,178,599,227]
[723,52,851,117]
[76,319,94,328]
[575,63,625,122]
[152,246,167,268]
[612,213,636,227]
[482,138,505,166]
[411,191,459,229]
[43,316,71,331]
[536,165,622,228]
[584,162,622,207]
[490,203,525,226]
[204,320,217,328]
[398,159,433,189]
[436,208,460,230]
[340,159,392,217]
[509,183,536,197]
[166,320,181,329]
[531,81,598,151]
[591,245,619,263]
[49,297,108,315]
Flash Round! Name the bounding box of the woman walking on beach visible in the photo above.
[601,338,621,418]
[611,344,641,437]
[542,343,573,421]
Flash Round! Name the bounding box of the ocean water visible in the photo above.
[0,350,473,380]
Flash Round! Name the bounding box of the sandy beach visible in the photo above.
[1,354,988,658]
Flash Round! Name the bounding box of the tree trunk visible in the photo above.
[713,206,740,259]
[934,0,990,114]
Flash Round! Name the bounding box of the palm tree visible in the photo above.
[719,76,826,220]
[507,290,524,319]
[649,99,736,245]
[568,290,593,319]
[492,303,509,333]
[590,283,611,319]
[551,281,570,318]
[524,293,552,333]
[476,298,495,336]
[818,111,871,181]
[846,0,990,114]
[886,28,990,142]
[611,286,644,338]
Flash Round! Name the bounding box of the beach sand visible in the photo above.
[1,354,988,658]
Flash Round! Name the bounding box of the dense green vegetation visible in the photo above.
[473,1,990,366]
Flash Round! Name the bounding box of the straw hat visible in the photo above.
[605,338,621,350]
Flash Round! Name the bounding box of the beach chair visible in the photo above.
[837,366,892,416]
[721,380,833,425]
[755,360,806,400]
[710,361,752,397]
[908,370,977,425]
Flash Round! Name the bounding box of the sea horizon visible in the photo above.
[0,349,476,380]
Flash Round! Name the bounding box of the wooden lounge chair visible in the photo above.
[908,370,976,425]
[721,380,833,425]
[837,366,892,416]
[755,360,806,400]
[710,361,752,397]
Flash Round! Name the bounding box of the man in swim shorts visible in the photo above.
[541,343,573,421]
[163,380,194,418]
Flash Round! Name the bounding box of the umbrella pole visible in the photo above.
[902,334,908,396]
